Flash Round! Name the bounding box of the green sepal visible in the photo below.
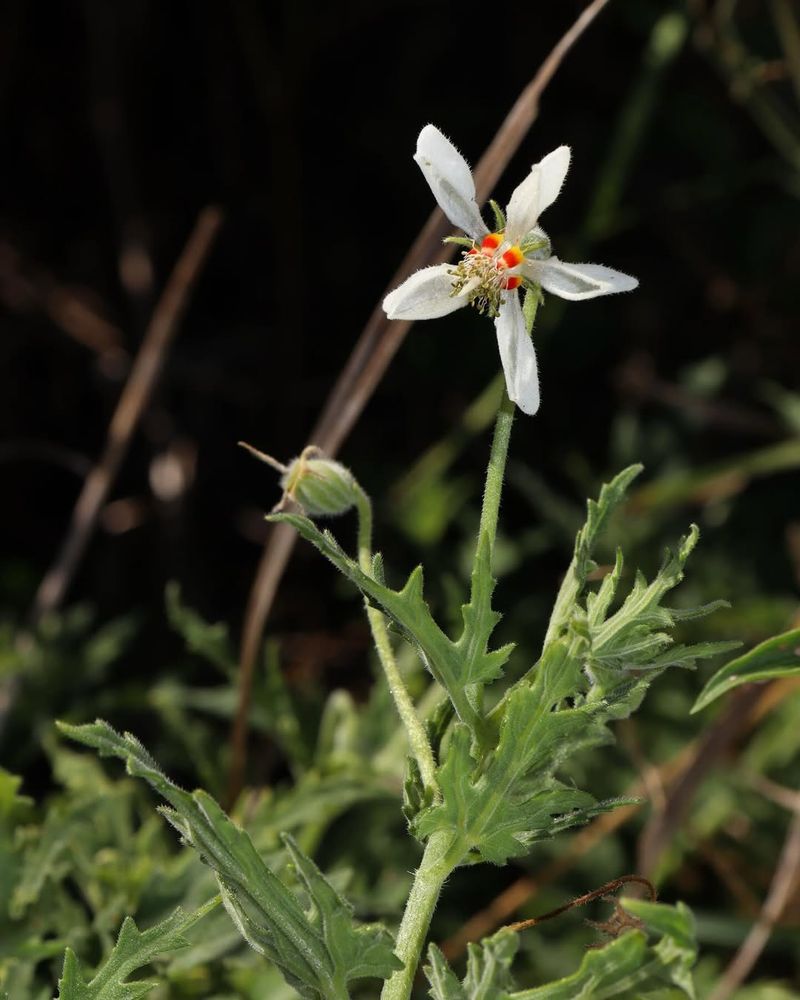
[443,235,475,248]
[489,200,506,232]
[522,285,542,334]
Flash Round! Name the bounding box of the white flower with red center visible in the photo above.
[383,125,638,415]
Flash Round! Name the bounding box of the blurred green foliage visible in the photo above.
[2,0,800,997]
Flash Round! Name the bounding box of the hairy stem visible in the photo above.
[355,486,439,795]
[380,830,460,1000]
[476,290,540,554]
[477,387,516,555]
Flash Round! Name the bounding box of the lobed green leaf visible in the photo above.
[426,930,517,1000]
[543,465,643,650]
[55,905,203,1000]
[425,901,697,1000]
[414,644,638,864]
[271,513,509,739]
[57,720,400,999]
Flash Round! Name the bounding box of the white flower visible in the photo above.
[383,125,638,415]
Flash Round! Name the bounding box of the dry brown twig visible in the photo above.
[636,685,756,877]
[502,875,656,934]
[30,206,224,623]
[0,239,126,359]
[710,805,800,1000]
[228,0,614,805]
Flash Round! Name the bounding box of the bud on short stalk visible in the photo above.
[239,442,359,517]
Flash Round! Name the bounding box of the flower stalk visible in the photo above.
[379,830,461,1000]
[354,485,439,796]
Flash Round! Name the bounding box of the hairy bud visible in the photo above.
[240,442,358,517]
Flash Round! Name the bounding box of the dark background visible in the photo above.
[3,0,796,637]
[2,0,799,990]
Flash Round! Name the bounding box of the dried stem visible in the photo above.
[710,808,800,1000]
[502,874,656,932]
[228,0,613,805]
[30,207,223,623]
[770,0,800,106]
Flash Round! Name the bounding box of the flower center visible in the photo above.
[449,233,524,316]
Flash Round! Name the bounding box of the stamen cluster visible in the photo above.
[449,233,523,317]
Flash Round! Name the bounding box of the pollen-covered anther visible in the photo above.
[449,232,524,316]
[500,246,524,269]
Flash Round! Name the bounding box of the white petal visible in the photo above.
[526,257,638,301]
[504,166,541,244]
[414,125,488,240]
[537,146,571,216]
[383,264,468,320]
[505,146,571,244]
[494,294,541,415]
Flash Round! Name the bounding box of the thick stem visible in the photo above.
[380,830,460,1000]
[355,486,439,795]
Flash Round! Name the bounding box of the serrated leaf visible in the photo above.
[271,513,500,737]
[513,933,651,999]
[691,628,800,713]
[281,835,401,984]
[165,582,235,678]
[57,721,400,999]
[414,644,636,865]
[55,906,202,1000]
[514,902,695,999]
[576,524,737,690]
[425,901,696,1000]
[426,944,466,1000]
[544,466,643,649]
[455,531,516,697]
[426,930,517,1000]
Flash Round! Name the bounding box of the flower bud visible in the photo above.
[240,442,360,517]
[280,450,358,517]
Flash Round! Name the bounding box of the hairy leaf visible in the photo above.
[165,582,235,678]
[414,644,637,864]
[415,500,728,865]
[543,465,643,649]
[425,901,696,1000]
[692,627,800,713]
[426,930,517,1000]
[57,721,401,999]
[55,905,207,1000]
[271,513,509,738]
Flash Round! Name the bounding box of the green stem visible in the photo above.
[477,387,516,554]
[375,678,446,774]
[476,288,540,556]
[380,830,460,1000]
[355,486,439,795]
